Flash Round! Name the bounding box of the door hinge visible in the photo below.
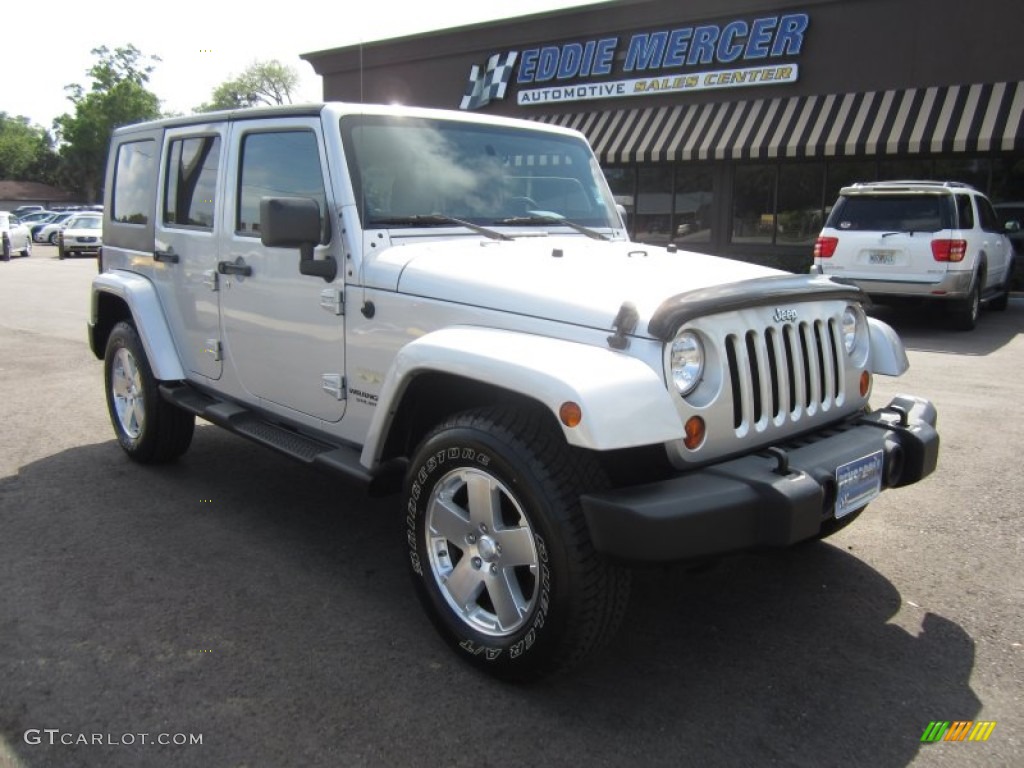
[320,287,344,315]
[203,269,219,291]
[204,339,222,361]
[322,374,346,400]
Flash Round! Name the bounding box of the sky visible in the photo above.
[3,0,602,131]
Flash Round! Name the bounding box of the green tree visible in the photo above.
[0,113,58,183]
[196,59,299,112]
[54,45,162,201]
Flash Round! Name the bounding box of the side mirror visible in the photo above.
[260,196,337,281]
[1004,220,1021,233]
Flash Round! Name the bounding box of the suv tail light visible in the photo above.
[931,239,967,262]
[814,236,839,258]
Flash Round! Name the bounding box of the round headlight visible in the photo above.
[842,306,861,354]
[670,331,704,396]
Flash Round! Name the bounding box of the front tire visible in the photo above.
[19,237,31,258]
[404,406,630,682]
[104,321,195,463]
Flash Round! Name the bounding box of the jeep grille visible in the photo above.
[724,318,843,433]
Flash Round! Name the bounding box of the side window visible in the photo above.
[113,140,157,225]
[976,196,1002,233]
[955,194,975,230]
[164,136,221,229]
[236,130,328,241]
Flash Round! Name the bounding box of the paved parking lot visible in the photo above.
[1,246,1022,767]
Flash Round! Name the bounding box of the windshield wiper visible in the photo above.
[494,214,610,241]
[370,214,512,241]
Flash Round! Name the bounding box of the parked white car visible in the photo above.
[58,213,103,259]
[0,212,33,260]
[35,212,75,243]
[813,181,1016,330]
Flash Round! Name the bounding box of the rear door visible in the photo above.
[217,118,346,423]
[153,122,227,381]
[975,194,1011,289]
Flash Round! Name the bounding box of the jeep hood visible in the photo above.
[368,236,783,337]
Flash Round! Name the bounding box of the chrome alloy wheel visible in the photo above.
[110,347,145,439]
[425,467,540,637]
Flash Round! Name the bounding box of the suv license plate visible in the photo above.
[868,251,895,265]
[835,451,884,519]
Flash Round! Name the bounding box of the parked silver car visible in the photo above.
[0,212,33,260]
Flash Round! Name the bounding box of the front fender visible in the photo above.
[90,271,185,381]
[867,317,909,376]
[361,327,683,467]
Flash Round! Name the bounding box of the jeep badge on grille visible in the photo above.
[773,308,798,322]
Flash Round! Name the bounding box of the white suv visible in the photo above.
[813,181,1016,330]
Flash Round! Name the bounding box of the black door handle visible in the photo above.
[217,258,252,276]
[154,248,179,264]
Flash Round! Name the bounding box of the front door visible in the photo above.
[218,119,346,423]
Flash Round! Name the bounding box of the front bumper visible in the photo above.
[581,395,939,562]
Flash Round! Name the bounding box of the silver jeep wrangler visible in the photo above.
[89,103,939,681]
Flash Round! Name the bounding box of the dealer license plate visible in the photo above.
[835,451,884,519]
[868,251,895,265]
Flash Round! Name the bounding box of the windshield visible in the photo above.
[69,216,101,229]
[341,115,620,231]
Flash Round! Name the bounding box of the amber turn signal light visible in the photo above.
[559,402,583,428]
[683,416,706,450]
[860,370,872,398]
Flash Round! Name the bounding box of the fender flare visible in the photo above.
[90,271,185,381]
[361,327,683,467]
[867,317,909,376]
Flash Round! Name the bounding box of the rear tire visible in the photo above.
[950,278,980,331]
[989,258,1013,311]
[404,406,630,682]
[104,321,195,463]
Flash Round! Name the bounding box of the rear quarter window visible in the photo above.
[826,194,952,233]
[112,140,157,225]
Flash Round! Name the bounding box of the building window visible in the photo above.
[732,164,776,245]
[635,166,673,245]
[776,163,824,247]
[674,168,714,245]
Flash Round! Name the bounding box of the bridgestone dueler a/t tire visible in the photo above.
[104,321,195,463]
[404,406,631,682]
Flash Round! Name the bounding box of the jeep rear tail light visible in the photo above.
[814,236,839,258]
[931,239,967,262]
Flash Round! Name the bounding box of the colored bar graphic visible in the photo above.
[921,721,996,743]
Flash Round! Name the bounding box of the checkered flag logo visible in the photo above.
[460,51,518,110]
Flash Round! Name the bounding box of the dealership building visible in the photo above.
[303,0,1023,269]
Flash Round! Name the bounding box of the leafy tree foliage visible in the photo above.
[0,113,58,183]
[54,45,162,201]
[196,60,299,112]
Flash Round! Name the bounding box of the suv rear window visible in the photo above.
[826,194,952,233]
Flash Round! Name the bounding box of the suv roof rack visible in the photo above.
[845,180,977,192]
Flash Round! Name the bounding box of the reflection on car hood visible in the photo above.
[366,236,782,336]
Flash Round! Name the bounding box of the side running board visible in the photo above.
[159,383,404,494]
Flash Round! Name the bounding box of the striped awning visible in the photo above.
[533,81,1024,164]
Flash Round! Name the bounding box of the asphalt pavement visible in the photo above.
[1,246,1021,768]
